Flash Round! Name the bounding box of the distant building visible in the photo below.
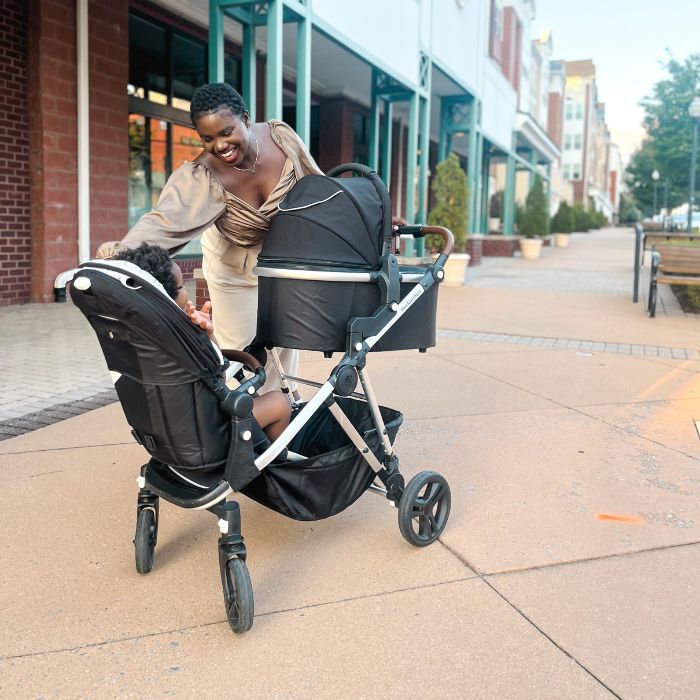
[561,59,618,220]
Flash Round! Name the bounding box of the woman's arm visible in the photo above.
[100,163,226,257]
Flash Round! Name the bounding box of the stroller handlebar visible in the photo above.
[394,225,455,258]
[220,349,267,399]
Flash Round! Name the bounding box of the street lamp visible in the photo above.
[688,96,700,232]
[651,169,660,219]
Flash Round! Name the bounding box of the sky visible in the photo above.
[534,0,700,164]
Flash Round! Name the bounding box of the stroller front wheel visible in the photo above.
[134,508,157,574]
[223,558,254,633]
[398,471,451,547]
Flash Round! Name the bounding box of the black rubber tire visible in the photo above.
[223,558,254,633]
[398,471,451,547]
[134,508,156,574]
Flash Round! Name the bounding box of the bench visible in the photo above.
[648,244,700,317]
[633,224,700,303]
[644,232,700,256]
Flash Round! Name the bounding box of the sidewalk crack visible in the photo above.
[482,576,622,698]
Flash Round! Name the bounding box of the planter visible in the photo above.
[554,233,570,248]
[482,234,521,258]
[519,238,543,260]
[488,217,501,233]
[442,253,471,286]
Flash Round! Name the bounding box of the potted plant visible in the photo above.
[572,203,591,232]
[488,190,503,233]
[426,153,470,286]
[551,200,574,247]
[519,175,548,260]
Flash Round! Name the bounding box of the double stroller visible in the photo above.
[68,163,453,634]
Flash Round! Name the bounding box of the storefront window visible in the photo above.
[128,15,167,103]
[127,10,242,255]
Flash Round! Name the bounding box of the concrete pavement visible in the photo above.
[0,227,698,698]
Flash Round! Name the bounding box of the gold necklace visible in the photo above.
[231,129,259,174]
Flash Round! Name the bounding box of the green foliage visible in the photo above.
[519,175,548,238]
[489,190,503,219]
[625,53,700,214]
[514,202,526,231]
[550,201,574,233]
[572,203,591,231]
[426,153,468,252]
[618,192,641,224]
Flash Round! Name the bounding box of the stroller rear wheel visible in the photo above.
[398,471,451,547]
[223,558,254,633]
[134,508,157,573]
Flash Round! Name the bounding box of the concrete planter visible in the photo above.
[554,233,570,248]
[442,253,471,286]
[519,238,543,260]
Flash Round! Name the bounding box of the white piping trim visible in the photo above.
[168,466,211,490]
[254,267,372,282]
[277,189,342,212]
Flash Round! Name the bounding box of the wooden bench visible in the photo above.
[648,244,700,317]
[643,232,700,257]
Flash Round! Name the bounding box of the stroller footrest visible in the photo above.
[145,459,230,509]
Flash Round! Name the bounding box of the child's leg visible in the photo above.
[252,391,292,442]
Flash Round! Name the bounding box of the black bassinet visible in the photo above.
[255,164,438,354]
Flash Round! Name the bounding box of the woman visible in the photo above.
[101,83,322,382]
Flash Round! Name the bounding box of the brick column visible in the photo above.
[27,0,128,303]
[0,0,31,305]
[317,98,355,173]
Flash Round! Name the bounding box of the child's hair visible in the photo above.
[113,243,178,299]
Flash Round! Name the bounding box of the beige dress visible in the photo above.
[116,120,322,387]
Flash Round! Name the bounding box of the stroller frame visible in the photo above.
[124,222,454,633]
[59,166,455,634]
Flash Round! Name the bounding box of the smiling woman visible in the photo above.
[101,83,322,387]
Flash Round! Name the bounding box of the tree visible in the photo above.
[427,153,468,252]
[489,190,503,219]
[626,53,700,213]
[551,201,574,233]
[572,203,591,232]
[519,175,548,238]
[618,192,640,224]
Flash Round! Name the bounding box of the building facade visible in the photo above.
[5,0,587,306]
[561,59,618,220]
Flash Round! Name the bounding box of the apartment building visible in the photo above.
[561,59,618,220]
[4,0,568,305]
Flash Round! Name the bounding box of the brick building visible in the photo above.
[3,0,572,306]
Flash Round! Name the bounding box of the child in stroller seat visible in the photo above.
[112,243,291,441]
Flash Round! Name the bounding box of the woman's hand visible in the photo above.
[95,241,120,259]
[391,216,408,232]
[185,300,215,340]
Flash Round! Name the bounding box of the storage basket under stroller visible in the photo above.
[255,165,438,353]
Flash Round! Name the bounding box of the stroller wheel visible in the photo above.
[134,508,157,574]
[398,471,451,547]
[223,558,254,634]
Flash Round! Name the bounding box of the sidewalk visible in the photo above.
[1,227,698,697]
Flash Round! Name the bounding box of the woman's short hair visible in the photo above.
[113,243,178,299]
[190,83,247,125]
